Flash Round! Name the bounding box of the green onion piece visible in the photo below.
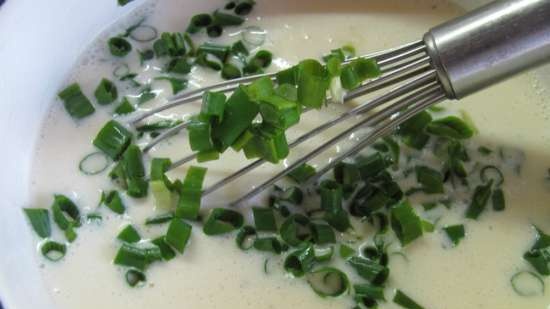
[206,24,223,38]
[280,214,311,246]
[213,10,245,26]
[319,180,350,232]
[523,226,550,275]
[188,117,214,152]
[150,157,172,187]
[222,63,242,80]
[118,0,134,6]
[231,40,249,56]
[117,225,141,243]
[422,220,435,233]
[201,91,226,122]
[354,283,386,301]
[339,244,356,260]
[234,0,255,15]
[136,120,182,133]
[114,243,161,271]
[64,225,77,243]
[340,58,380,90]
[259,95,301,129]
[253,237,284,254]
[138,49,154,65]
[252,207,277,232]
[165,218,192,254]
[196,149,220,163]
[151,180,174,210]
[58,83,95,119]
[276,66,298,85]
[465,180,493,219]
[274,84,298,102]
[212,86,259,150]
[175,166,207,220]
[393,290,425,309]
[236,226,257,250]
[390,200,423,246]
[311,223,336,245]
[93,120,132,160]
[166,57,192,74]
[314,246,334,262]
[397,111,432,149]
[51,194,80,231]
[114,97,136,115]
[145,212,174,225]
[334,162,361,188]
[102,191,125,214]
[242,124,289,163]
[23,208,51,238]
[478,146,493,156]
[197,42,230,61]
[151,236,176,261]
[79,151,110,176]
[348,256,389,285]
[187,13,213,33]
[249,50,272,69]
[284,244,316,277]
[94,78,118,105]
[41,241,67,262]
[306,267,350,297]
[492,188,506,211]
[326,57,342,77]
[297,59,329,108]
[278,186,304,205]
[287,163,316,183]
[480,165,504,186]
[510,271,545,297]
[414,165,444,194]
[426,116,474,139]
[122,145,148,198]
[231,130,254,151]
[443,224,465,246]
[125,269,146,287]
[154,77,187,94]
[113,64,130,78]
[86,213,103,224]
[203,208,244,235]
[357,153,387,180]
[108,37,132,57]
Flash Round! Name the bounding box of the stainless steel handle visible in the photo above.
[424,0,550,99]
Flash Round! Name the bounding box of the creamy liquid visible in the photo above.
[29,0,550,308]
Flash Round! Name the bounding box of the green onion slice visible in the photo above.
[311,223,336,245]
[58,83,95,119]
[426,116,474,140]
[41,241,67,262]
[114,243,161,271]
[492,189,506,211]
[187,13,213,33]
[203,208,244,235]
[145,212,174,225]
[510,271,545,297]
[252,207,277,232]
[51,194,80,231]
[348,256,389,285]
[165,218,192,254]
[108,37,132,57]
[102,191,125,214]
[465,180,493,220]
[443,224,465,246]
[93,120,132,160]
[314,246,334,262]
[23,208,51,238]
[94,78,118,105]
[151,236,176,261]
[113,64,130,78]
[284,244,316,277]
[79,152,110,175]
[393,290,425,309]
[414,165,444,194]
[306,267,350,297]
[125,269,147,287]
[280,214,311,247]
[339,244,356,260]
[354,283,386,301]
[176,166,207,220]
[236,226,257,250]
[117,225,141,243]
[480,165,504,186]
[390,200,423,246]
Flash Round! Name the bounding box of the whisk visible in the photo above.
[128,0,550,206]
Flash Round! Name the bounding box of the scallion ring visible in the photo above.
[79,152,110,175]
[510,271,545,297]
[41,240,67,262]
[113,63,130,78]
[306,267,350,297]
[480,165,504,186]
[125,269,147,287]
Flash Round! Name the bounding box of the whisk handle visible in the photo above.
[424,0,550,99]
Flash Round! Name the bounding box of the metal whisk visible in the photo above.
[129,0,550,206]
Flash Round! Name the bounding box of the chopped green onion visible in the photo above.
[222,63,242,80]
[23,208,51,238]
[259,95,301,129]
[176,166,207,220]
[188,117,214,152]
[339,244,356,260]
[150,158,172,186]
[236,226,257,250]
[113,64,130,78]
[393,290,425,309]
[231,40,249,56]
[306,267,350,297]
[196,149,220,162]
[287,164,316,183]
[93,120,132,160]
[187,14,213,33]
[314,246,334,262]
[165,218,192,254]
[86,213,103,224]
[478,146,493,156]
[297,59,329,108]
[154,77,187,94]
[121,145,148,198]
[51,194,80,231]
[480,165,504,186]
[249,50,272,69]
[414,165,444,194]
[510,271,545,297]
[117,225,141,243]
[212,86,259,150]
[203,208,244,235]
[151,236,176,261]
[354,283,386,301]
[58,83,95,119]
[284,244,315,277]
[422,220,435,233]
[114,243,161,270]
[151,180,174,210]
[357,153,387,180]
[276,66,298,85]
[64,225,77,243]
[390,200,423,246]
[125,269,146,287]
[492,189,506,211]
[253,237,284,254]
[41,241,67,262]
[426,116,474,139]
[280,214,311,246]
[145,212,174,225]
[118,0,134,6]
[94,78,118,105]
[465,180,493,219]
[523,226,550,275]
[138,49,155,64]
[252,207,277,232]
[197,42,230,61]
[206,24,223,38]
[311,223,336,245]
[137,120,182,133]
[201,91,226,122]
[108,37,132,57]
[166,57,192,74]
[319,180,350,232]
[79,152,110,176]
[102,191,126,214]
[234,0,255,15]
[443,224,465,246]
[213,10,245,26]
[348,256,389,285]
